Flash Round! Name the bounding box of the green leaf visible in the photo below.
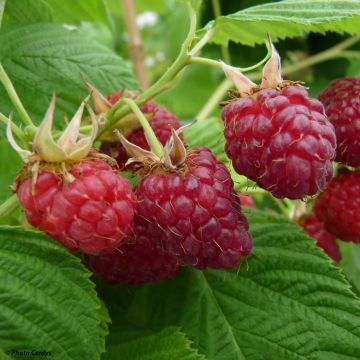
[0,0,5,29]
[339,241,360,296]
[0,24,138,126]
[111,211,360,359]
[4,0,110,25]
[0,226,109,359]
[103,327,206,360]
[201,0,360,46]
[0,137,21,201]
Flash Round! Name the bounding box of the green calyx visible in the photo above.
[7,94,98,163]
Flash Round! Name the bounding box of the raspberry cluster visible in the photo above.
[315,170,360,244]
[318,78,360,167]
[135,147,252,269]
[87,217,181,285]
[17,160,136,254]
[222,86,336,199]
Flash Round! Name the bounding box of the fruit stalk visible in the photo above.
[0,64,35,129]
[122,98,164,158]
[0,194,19,218]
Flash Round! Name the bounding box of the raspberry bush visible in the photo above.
[1,1,360,359]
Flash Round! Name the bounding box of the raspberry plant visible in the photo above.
[1,1,360,359]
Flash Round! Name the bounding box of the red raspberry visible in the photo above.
[239,194,255,208]
[136,147,252,269]
[87,217,181,285]
[318,77,360,167]
[101,92,181,168]
[221,86,336,199]
[315,170,360,243]
[299,214,341,262]
[17,160,136,254]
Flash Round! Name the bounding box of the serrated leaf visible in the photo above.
[0,23,138,126]
[111,211,360,360]
[339,241,360,296]
[201,0,360,46]
[103,327,206,360]
[4,0,110,25]
[0,226,109,359]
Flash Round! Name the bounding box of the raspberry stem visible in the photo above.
[0,64,35,130]
[122,98,164,158]
[0,194,19,219]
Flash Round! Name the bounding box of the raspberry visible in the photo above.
[87,217,181,285]
[136,146,252,269]
[221,86,336,199]
[17,160,136,254]
[299,213,341,262]
[101,92,181,168]
[239,194,255,208]
[318,77,360,167]
[315,170,360,243]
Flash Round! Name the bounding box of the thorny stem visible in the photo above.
[196,36,360,121]
[0,64,35,129]
[211,0,231,64]
[122,98,164,158]
[0,194,19,219]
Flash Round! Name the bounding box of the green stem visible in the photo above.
[122,98,163,158]
[189,29,214,56]
[190,47,270,71]
[0,64,35,128]
[98,3,198,138]
[196,36,360,121]
[0,112,27,143]
[211,0,231,63]
[0,194,19,218]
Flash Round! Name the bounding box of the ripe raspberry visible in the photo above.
[87,217,181,285]
[17,160,136,254]
[222,86,336,199]
[101,92,181,168]
[239,194,255,208]
[315,170,360,243]
[136,146,252,269]
[299,213,341,262]
[318,77,360,167]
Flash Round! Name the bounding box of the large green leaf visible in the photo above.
[101,211,360,359]
[103,327,206,360]
[4,0,110,25]
[201,0,360,46]
[0,226,109,359]
[0,24,138,125]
